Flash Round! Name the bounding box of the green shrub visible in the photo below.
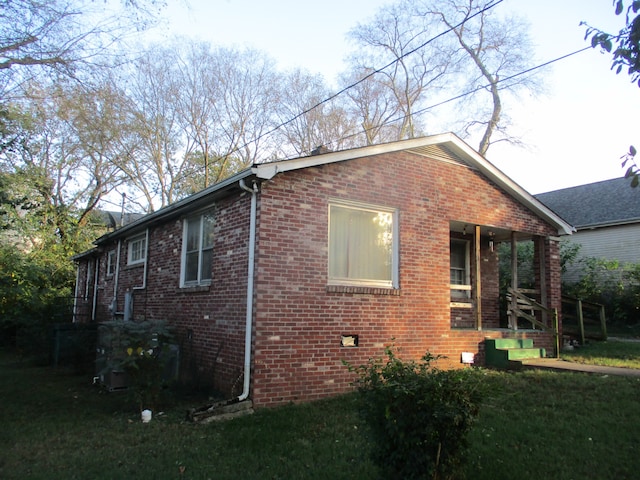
[564,258,640,325]
[347,346,483,480]
[99,319,176,411]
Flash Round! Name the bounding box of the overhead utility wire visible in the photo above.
[336,45,594,147]
[132,0,588,208]
[223,0,504,160]
[110,44,594,213]
[161,0,504,193]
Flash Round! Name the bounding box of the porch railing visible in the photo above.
[561,295,607,344]
[507,287,560,357]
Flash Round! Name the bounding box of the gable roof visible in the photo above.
[254,133,573,235]
[91,133,574,246]
[535,177,640,229]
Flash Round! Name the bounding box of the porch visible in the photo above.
[448,222,562,360]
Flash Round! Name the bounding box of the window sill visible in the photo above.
[326,285,400,296]
[179,284,211,293]
[450,301,473,309]
[124,262,145,270]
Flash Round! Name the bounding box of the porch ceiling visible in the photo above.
[449,221,534,242]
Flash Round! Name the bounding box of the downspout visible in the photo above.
[92,257,99,322]
[72,263,81,323]
[111,240,122,316]
[238,179,258,402]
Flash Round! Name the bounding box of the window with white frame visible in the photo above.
[328,201,398,288]
[106,250,116,276]
[450,239,470,298]
[181,212,215,286]
[127,234,146,265]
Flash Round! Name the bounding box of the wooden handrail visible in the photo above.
[507,287,560,357]
[561,295,607,342]
[561,295,604,309]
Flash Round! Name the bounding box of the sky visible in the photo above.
[149,0,640,195]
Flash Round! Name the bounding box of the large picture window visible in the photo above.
[328,202,398,288]
[182,212,215,286]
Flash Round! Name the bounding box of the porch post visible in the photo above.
[537,236,549,324]
[474,225,482,330]
[510,232,518,330]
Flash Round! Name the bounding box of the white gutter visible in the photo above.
[238,179,258,402]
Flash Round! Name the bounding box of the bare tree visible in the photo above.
[410,0,541,155]
[206,46,281,166]
[341,67,405,145]
[346,2,457,141]
[124,46,184,210]
[274,68,359,157]
[342,0,540,155]
[0,0,164,100]
[114,42,282,209]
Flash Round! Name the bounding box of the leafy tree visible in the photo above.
[0,167,102,349]
[583,0,640,85]
[583,1,640,186]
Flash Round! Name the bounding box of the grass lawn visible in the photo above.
[561,338,640,369]
[2,344,640,480]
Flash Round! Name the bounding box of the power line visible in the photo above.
[122,2,593,209]
[164,0,505,189]
[347,46,594,146]
[237,0,505,157]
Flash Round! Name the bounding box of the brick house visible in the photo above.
[73,133,573,408]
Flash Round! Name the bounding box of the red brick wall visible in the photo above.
[252,151,560,407]
[89,193,252,396]
[77,149,562,407]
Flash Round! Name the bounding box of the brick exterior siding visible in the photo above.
[251,151,560,407]
[74,147,563,408]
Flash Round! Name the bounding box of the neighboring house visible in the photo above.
[536,177,640,282]
[73,133,573,408]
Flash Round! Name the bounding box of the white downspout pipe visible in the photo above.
[72,263,81,323]
[238,179,258,402]
[92,258,99,322]
[111,240,122,316]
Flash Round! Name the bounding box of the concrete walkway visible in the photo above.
[520,358,640,377]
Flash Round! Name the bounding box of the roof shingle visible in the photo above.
[535,177,640,228]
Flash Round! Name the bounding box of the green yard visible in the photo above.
[1,341,640,479]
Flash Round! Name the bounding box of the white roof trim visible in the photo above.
[253,133,574,236]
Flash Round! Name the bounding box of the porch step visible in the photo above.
[484,338,546,370]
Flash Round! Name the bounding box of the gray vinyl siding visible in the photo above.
[563,223,640,283]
